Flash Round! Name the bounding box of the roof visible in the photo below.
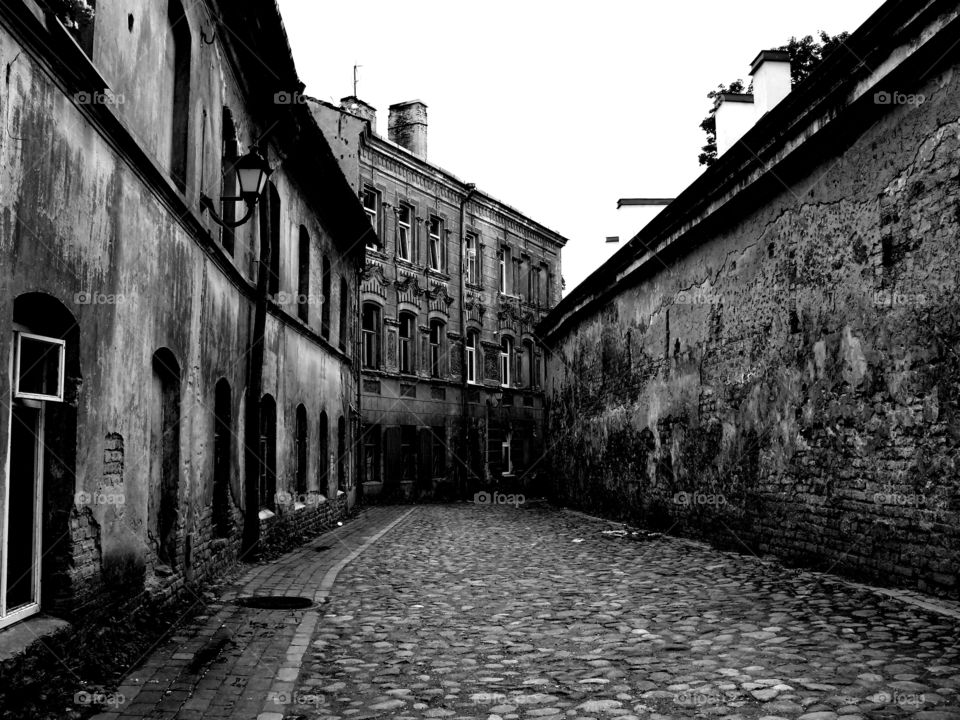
[538,0,960,342]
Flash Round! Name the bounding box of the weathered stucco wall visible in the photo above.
[0,2,358,620]
[545,43,960,597]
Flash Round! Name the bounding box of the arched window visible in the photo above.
[220,107,238,255]
[321,255,331,339]
[500,336,513,387]
[213,378,232,538]
[152,348,181,567]
[466,329,479,385]
[295,404,308,495]
[259,395,277,509]
[297,226,310,322]
[318,410,329,492]
[361,303,381,369]
[429,319,445,378]
[167,0,191,191]
[399,312,416,374]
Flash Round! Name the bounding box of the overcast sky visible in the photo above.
[278,0,885,295]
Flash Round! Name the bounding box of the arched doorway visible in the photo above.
[213,379,232,538]
[2,293,80,628]
[151,348,181,569]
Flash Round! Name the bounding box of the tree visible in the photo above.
[698,31,850,166]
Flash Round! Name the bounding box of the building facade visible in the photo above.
[0,0,367,636]
[313,98,567,500]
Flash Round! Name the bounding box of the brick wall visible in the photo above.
[543,36,960,598]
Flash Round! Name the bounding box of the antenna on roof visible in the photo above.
[353,63,362,97]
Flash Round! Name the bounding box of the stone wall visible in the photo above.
[542,10,960,598]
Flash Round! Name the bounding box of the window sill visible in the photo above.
[426,269,451,281]
[466,282,484,292]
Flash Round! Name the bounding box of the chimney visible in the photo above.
[715,93,755,156]
[750,50,791,116]
[340,96,377,129]
[388,100,428,160]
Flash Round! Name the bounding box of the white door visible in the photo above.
[0,401,44,629]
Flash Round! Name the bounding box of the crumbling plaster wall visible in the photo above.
[546,62,960,597]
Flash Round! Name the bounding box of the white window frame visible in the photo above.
[428,216,443,271]
[361,303,380,369]
[399,313,414,374]
[465,233,478,285]
[499,246,512,294]
[500,336,512,387]
[429,319,444,377]
[397,204,412,261]
[466,330,477,384]
[14,332,66,402]
[362,186,379,249]
[0,401,45,629]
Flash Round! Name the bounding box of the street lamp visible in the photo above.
[200,147,273,228]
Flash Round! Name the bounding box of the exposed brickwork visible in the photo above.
[543,44,960,598]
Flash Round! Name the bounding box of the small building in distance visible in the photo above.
[312,97,568,500]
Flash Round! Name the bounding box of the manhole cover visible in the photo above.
[234,595,313,610]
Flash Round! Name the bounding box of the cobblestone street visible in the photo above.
[92,504,960,720]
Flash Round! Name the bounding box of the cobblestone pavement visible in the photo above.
[91,506,412,720]
[292,505,960,720]
[94,504,960,720]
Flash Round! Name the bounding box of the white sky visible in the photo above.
[278,0,886,295]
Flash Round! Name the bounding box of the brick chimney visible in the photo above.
[340,96,377,128]
[388,100,428,160]
[750,50,791,116]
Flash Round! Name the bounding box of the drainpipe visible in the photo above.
[458,183,477,499]
[240,174,271,561]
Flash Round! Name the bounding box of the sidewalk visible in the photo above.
[91,505,415,720]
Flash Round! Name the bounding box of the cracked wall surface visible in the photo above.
[545,60,960,597]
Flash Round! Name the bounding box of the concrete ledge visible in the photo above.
[0,615,71,664]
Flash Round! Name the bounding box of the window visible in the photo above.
[524,339,536,387]
[428,216,444,271]
[465,233,478,285]
[499,246,512,294]
[337,415,347,490]
[220,107,238,255]
[466,329,478,384]
[399,312,415,374]
[501,432,513,476]
[321,256,331,339]
[431,428,446,478]
[260,182,281,296]
[400,425,417,484]
[167,0,191,191]
[14,333,65,402]
[295,404,308,495]
[362,303,381,369]
[546,269,553,307]
[362,186,379,249]
[338,277,349,351]
[298,226,309,322]
[259,395,277,509]
[318,410,329,491]
[429,319,445,377]
[363,424,381,484]
[397,204,412,261]
[500,336,513,387]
